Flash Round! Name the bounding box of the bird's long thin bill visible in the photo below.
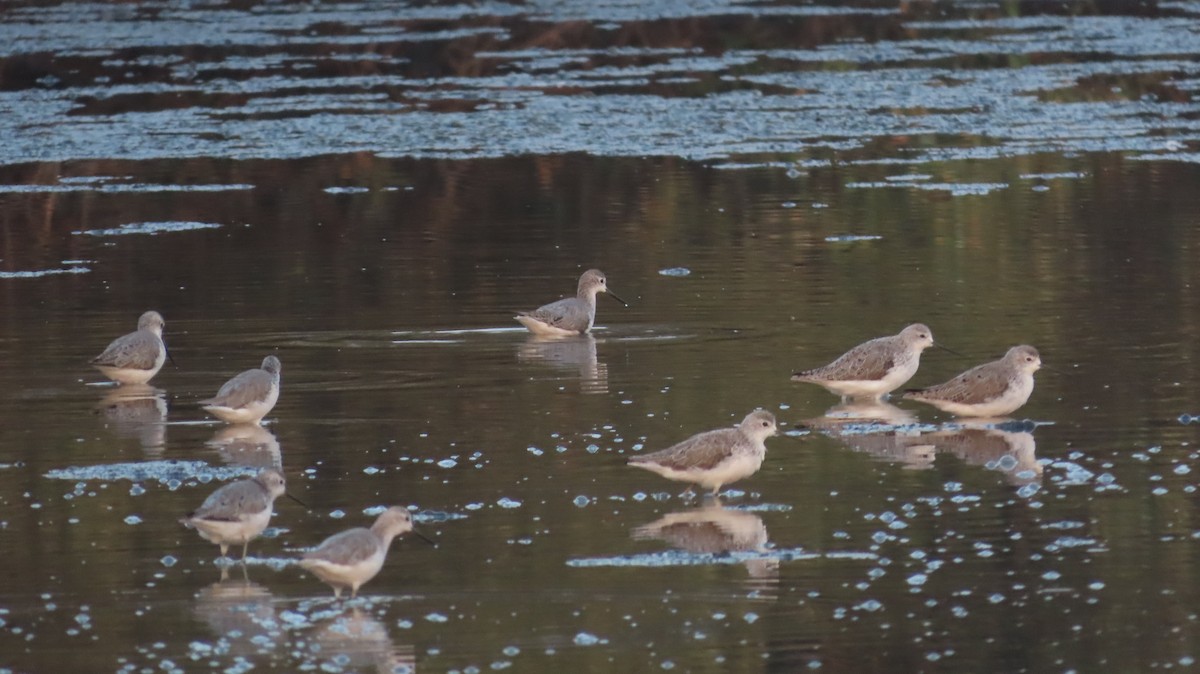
[165,343,178,367]
[285,492,309,509]
[413,528,437,546]
[934,343,969,359]
[605,290,629,307]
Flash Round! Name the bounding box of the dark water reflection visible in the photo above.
[3,150,1200,672]
[2,0,1200,673]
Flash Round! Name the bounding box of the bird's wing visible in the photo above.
[519,298,584,332]
[630,428,740,471]
[92,331,159,369]
[189,481,266,522]
[908,362,1009,404]
[303,529,377,565]
[201,370,272,408]
[800,337,895,381]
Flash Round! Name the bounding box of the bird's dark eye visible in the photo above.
[762,421,769,427]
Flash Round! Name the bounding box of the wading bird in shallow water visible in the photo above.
[515,269,626,336]
[181,468,300,560]
[299,507,435,600]
[903,345,1042,417]
[91,310,170,385]
[200,356,281,425]
[791,324,935,401]
[627,410,779,497]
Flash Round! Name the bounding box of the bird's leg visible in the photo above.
[333,586,342,600]
[241,541,250,561]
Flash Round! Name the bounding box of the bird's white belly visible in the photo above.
[648,452,764,490]
[96,347,166,385]
[515,315,582,337]
[193,507,272,546]
[823,358,919,399]
[303,551,385,589]
[929,376,1034,417]
[205,387,279,424]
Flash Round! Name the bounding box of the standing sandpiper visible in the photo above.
[791,324,935,400]
[627,410,779,496]
[299,507,434,600]
[903,345,1042,417]
[515,269,626,336]
[200,356,281,425]
[180,469,289,560]
[90,310,169,385]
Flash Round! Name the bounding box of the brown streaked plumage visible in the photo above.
[903,345,1042,417]
[627,410,779,495]
[791,324,934,400]
[299,507,432,599]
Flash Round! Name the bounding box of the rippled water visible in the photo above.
[2,1,1200,672]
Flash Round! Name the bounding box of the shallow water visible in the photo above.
[2,1,1200,672]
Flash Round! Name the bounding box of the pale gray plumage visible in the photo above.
[628,410,779,495]
[792,324,934,399]
[181,469,287,558]
[300,507,425,599]
[515,269,625,336]
[903,345,1042,417]
[201,356,281,424]
[91,310,167,384]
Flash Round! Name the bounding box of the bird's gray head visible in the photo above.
[1005,345,1042,372]
[261,355,282,376]
[577,269,609,295]
[372,506,416,538]
[255,469,287,498]
[138,310,166,336]
[900,323,934,350]
[740,410,779,439]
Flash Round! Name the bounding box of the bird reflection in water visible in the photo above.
[919,424,1042,485]
[804,401,935,470]
[813,400,918,427]
[207,423,282,470]
[517,333,608,394]
[633,501,778,581]
[309,607,416,674]
[192,566,277,658]
[808,403,1041,484]
[95,383,168,454]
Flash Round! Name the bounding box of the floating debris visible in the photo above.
[0,183,252,193]
[658,267,691,277]
[824,234,883,243]
[45,461,254,484]
[566,548,874,568]
[845,181,1009,196]
[75,222,223,237]
[0,267,90,279]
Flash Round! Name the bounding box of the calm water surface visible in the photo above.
[2,1,1200,673]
